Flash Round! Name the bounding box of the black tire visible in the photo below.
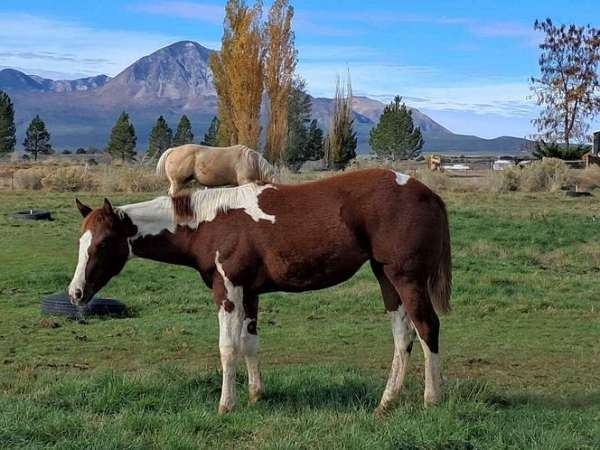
[12,209,53,220]
[566,191,593,198]
[41,292,126,318]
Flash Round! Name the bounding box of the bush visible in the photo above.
[13,168,46,190]
[489,158,572,193]
[40,167,97,192]
[415,169,451,192]
[98,166,166,193]
[532,141,589,160]
[572,166,600,191]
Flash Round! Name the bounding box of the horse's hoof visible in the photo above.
[374,405,392,418]
[424,394,441,407]
[249,388,263,405]
[218,403,234,415]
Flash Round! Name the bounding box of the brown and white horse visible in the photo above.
[156,144,275,196]
[68,169,451,415]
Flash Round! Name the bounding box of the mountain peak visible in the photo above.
[97,40,215,105]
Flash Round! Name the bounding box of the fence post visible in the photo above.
[593,131,600,156]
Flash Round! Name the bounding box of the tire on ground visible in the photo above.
[41,292,126,318]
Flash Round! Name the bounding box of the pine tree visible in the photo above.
[306,119,324,161]
[148,115,173,158]
[107,112,136,162]
[329,73,357,169]
[173,115,194,146]
[201,117,220,146]
[284,79,311,170]
[23,115,52,161]
[369,96,423,160]
[0,90,16,155]
[264,0,297,163]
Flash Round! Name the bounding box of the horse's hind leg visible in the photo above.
[241,293,264,404]
[371,261,416,416]
[390,274,442,406]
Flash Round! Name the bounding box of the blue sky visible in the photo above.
[0,0,598,138]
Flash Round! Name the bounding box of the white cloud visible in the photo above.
[0,13,185,78]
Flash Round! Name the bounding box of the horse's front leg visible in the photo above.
[213,266,244,415]
[241,293,263,404]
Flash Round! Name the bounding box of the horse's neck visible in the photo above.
[118,198,193,265]
[119,197,176,238]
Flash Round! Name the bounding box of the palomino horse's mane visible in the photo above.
[238,146,274,182]
[118,183,276,237]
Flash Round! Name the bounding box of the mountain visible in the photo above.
[0,40,529,154]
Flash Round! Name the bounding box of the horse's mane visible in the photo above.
[239,146,275,182]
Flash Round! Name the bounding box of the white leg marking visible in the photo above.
[378,306,415,411]
[240,318,263,403]
[68,230,92,299]
[215,252,244,414]
[417,335,442,405]
[393,171,411,186]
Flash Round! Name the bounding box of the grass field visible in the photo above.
[0,189,599,449]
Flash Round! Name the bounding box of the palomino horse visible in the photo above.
[156,144,275,196]
[68,169,451,415]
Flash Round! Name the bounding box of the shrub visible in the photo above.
[488,166,521,193]
[520,158,570,192]
[572,166,600,191]
[415,169,451,192]
[13,168,45,190]
[40,166,97,192]
[98,166,166,193]
[532,141,590,160]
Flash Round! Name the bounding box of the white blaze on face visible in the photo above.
[68,230,92,299]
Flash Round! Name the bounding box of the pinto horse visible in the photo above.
[69,169,451,415]
[156,144,275,196]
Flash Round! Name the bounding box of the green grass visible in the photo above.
[1,190,599,449]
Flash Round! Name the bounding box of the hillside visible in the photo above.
[0,41,529,154]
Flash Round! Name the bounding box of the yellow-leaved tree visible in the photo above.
[264,0,297,163]
[210,0,264,148]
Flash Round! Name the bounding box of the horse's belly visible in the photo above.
[267,246,368,292]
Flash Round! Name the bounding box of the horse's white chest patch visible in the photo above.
[393,171,411,186]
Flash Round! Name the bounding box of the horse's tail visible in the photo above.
[428,195,452,315]
[156,147,176,178]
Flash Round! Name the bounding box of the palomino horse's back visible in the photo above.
[156,144,275,196]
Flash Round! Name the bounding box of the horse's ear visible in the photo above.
[103,198,114,214]
[76,198,92,218]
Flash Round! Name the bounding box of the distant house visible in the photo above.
[493,160,514,171]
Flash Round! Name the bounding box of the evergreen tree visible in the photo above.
[173,114,194,146]
[284,79,311,169]
[23,115,52,161]
[107,111,136,162]
[0,90,16,155]
[369,96,423,160]
[201,117,220,146]
[147,115,173,158]
[305,119,324,160]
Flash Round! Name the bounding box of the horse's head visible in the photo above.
[68,198,137,305]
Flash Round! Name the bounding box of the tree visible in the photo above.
[210,0,264,148]
[23,115,52,161]
[201,116,221,146]
[369,96,423,160]
[76,147,86,154]
[147,115,173,158]
[531,19,600,148]
[284,78,311,168]
[264,0,297,163]
[107,111,136,162]
[532,140,589,160]
[0,90,16,155]
[306,119,324,161]
[328,73,357,169]
[173,114,194,146]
